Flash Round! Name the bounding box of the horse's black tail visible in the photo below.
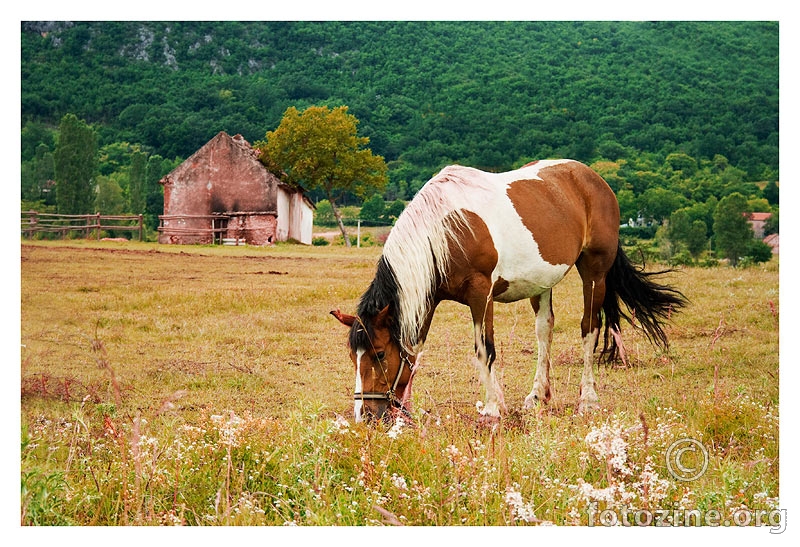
[601,243,688,361]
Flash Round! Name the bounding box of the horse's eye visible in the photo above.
[375,351,386,362]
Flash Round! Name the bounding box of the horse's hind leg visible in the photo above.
[576,250,614,414]
[524,289,553,409]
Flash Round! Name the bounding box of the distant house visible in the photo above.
[158,131,313,245]
[743,212,778,255]
[746,212,772,239]
[764,233,779,255]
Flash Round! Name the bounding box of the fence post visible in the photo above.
[138,214,143,241]
[96,212,101,240]
[28,211,37,239]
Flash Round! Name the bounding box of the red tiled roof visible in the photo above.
[748,212,772,222]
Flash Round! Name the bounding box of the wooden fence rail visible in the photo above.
[21,211,144,241]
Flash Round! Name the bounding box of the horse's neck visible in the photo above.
[409,299,438,354]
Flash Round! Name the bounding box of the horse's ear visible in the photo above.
[330,309,357,327]
[374,305,392,329]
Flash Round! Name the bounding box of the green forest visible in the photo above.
[20,21,779,263]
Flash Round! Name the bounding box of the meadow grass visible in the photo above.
[20,240,779,526]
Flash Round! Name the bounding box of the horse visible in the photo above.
[332,159,686,422]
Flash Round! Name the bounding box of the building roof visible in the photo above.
[747,212,772,222]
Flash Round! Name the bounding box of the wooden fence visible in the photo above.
[157,214,231,245]
[21,211,144,241]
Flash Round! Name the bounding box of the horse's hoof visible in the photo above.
[577,398,600,415]
[523,391,551,410]
[477,413,501,428]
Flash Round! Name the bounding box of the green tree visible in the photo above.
[746,239,773,264]
[713,192,752,266]
[98,142,134,177]
[668,208,710,259]
[386,199,406,223]
[666,208,692,252]
[21,121,56,162]
[665,152,698,176]
[258,105,388,247]
[616,188,638,225]
[762,180,779,205]
[128,148,147,214]
[313,199,336,226]
[745,198,770,213]
[54,114,97,214]
[667,209,691,246]
[640,187,687,225]
[144,155,169,231]
[95,175,126,215]
[686,220,709,257]
[590,160,626,193]
[763,211,778,236]
[360,194,386,225]
[21,143,55,203]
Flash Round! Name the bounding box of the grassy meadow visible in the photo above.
[20,240,780,527]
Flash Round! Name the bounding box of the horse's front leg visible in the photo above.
[468,285,506,419]
[524,289,554,409]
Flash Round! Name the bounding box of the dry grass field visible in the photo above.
[20,240,780,527]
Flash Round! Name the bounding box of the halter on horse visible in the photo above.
[333,159,686,422]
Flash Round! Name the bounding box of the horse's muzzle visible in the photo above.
[355,399,389,423]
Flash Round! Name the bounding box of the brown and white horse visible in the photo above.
[332,159,686,422]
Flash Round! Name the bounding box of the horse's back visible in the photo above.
[440,160,619,302]
[509,159,620,251]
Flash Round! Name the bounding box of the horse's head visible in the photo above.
[331,307,415,422]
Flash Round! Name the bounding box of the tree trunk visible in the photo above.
[329,196,351,248]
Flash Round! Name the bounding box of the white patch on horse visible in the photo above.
[354,348,365,422]
[382,159,576,349]
[471,161,575,303]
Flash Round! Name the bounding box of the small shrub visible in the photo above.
[619,225,657,240]
[670,249,694,266]
[745,239,774,265]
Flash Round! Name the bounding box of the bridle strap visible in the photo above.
[354,352,413,406]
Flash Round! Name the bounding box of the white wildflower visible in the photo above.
[634,458,671,505]
[330,414,350,433]
[585,420,633,476]
[211,411,243,447]
[387,417,405,439]
[505,485,539,523]
[390,473,408,490]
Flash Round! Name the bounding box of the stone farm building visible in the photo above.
[746,212,772,240]
[158,131,313,245]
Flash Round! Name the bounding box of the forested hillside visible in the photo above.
[21,21,779,260]
[22,21,778,177]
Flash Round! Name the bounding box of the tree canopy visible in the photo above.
[22,21,778,189]
[53,113,97,214]
[713,193,754,266]
[20,21,779,261]
[258,105,387,246]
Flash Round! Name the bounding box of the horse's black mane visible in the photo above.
[349,256,402,351]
